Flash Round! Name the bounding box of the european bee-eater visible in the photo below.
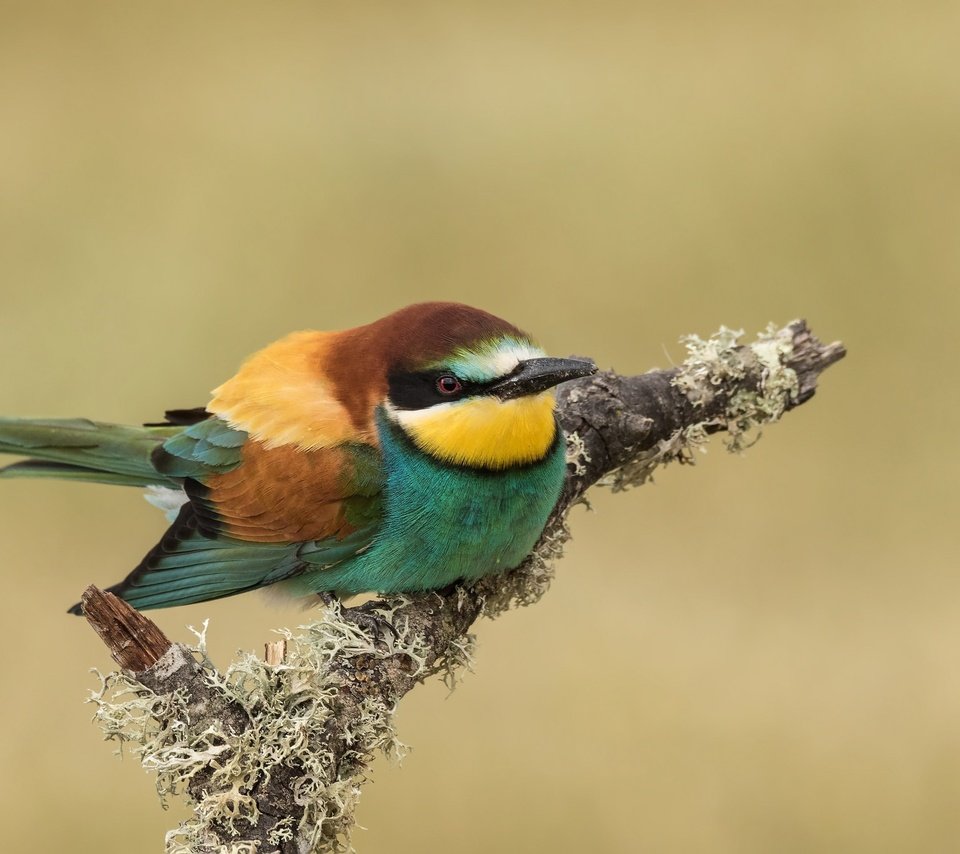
[0,303,596,613]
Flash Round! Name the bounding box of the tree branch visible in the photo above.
[84,320,845,853]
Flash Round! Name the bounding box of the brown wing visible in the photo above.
[186,438,383,544]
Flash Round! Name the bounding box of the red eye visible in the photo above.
[436,375,462,395]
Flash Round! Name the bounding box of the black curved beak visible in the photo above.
[489,357,597,401]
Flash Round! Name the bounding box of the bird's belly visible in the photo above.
[317,418,567,595]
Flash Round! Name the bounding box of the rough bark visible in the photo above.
[84,319,845,853]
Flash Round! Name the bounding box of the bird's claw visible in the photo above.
[316,591,340,610]
[345,607,399,646]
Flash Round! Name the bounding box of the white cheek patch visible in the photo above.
[384,399,456,428]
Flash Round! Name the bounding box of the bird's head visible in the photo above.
[209,302,596,469]
[379,304,596,469]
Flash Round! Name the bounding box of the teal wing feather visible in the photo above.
[68,426,384,613]
[79,504,301,611]
[69,504,378,612]
[151,418,247,478]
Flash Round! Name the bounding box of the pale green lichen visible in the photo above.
[672,325,748,406]
[598,324,798,490]
[564,430,590,476]
[672,323,799,454]
[603,429,703,493]
[440,632,477,691]
[89,606,418,853]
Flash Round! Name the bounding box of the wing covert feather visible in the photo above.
[72,438,384,612]
[198,440,382,543]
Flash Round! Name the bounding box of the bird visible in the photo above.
[0,302,596,614]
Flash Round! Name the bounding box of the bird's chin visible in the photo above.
[385,392,558,469]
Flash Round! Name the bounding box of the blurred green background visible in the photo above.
[0,1,957,851]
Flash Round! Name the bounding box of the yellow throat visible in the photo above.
[391,392,558,469]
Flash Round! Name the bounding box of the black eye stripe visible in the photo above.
[388,371,487,410]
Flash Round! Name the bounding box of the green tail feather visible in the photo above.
[0,460,163,487]
[0,417,180,488]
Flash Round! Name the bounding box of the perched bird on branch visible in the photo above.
[0,302,595,613]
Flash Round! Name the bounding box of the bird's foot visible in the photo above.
[315,591,398,646]
[316,591,340,611]
[343,606,399,647]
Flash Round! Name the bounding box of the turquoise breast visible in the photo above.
[316,408,567,595]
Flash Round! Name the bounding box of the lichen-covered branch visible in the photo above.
[86,320,845,853]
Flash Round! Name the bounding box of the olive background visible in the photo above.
[0,2,957,852]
